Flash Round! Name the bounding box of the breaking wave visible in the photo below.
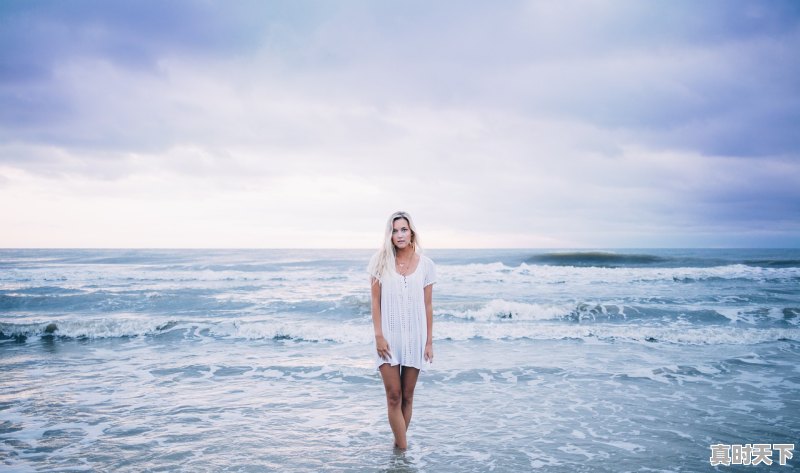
[2,316,798,346]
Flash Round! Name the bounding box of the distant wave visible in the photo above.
[522,251,800,269]
[526,252,670,267]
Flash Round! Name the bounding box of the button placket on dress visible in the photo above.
[401,273,409,361]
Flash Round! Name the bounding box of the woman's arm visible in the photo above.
[371,278,390,360]
[424,284,434,362]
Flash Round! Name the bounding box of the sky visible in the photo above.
[1,0,799,248]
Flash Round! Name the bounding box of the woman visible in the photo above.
[367,211,436,450]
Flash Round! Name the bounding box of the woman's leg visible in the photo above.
[379,363,407,449]
[400,366,420,431]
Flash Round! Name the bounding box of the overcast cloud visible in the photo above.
[1,0,798,248]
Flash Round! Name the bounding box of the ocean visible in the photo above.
[1,248,798,472]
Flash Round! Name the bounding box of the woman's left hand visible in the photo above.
[424,341,433,363]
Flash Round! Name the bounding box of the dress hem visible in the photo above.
[374,360,428,372]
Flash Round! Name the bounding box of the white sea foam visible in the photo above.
[431,321,800,345]
[446,299,574,321]
[208,319,369,344]
[443,262,800,285]
[4,316,797,346]
[0,316,179,339]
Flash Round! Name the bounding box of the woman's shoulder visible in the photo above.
[419,253,436,286]
[420,253,434,263]
[419,253,435,268]
[367,251,386,281]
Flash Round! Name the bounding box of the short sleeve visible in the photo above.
[367,252,382,284]
[423,256,436,287]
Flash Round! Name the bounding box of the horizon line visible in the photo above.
[1,247,799,251]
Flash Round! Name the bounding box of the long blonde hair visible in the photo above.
[367,211,422,283]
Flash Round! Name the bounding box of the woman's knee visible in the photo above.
[385,388,402,409]
[401,386,415,405]
[401,395,413,411]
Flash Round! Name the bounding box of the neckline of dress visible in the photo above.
[396,253,421,278]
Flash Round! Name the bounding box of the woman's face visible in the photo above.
[392,218,412,250]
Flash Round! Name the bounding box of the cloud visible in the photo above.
[0,0,798,247]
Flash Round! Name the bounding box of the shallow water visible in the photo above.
[1,249,798,471]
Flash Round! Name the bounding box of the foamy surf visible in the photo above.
[2,248,798,472]
[3,316,798,346]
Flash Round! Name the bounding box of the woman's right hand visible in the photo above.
[375,335,391,360]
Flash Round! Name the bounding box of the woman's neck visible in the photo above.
[395,246,414,259]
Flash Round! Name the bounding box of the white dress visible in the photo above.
[370,253,437,371]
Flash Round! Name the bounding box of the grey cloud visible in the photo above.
[0,0,798,248]
[693,157,800,223]
[0,0,330,146]
[267,1,800,157]
[0,0,312,76]
[2,0,799,156]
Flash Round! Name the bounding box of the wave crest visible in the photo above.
[527,252,668,267]
[3,316,798,346]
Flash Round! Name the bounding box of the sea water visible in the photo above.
[1,249,798,472]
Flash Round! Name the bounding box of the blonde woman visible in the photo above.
[367,211,436,450]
